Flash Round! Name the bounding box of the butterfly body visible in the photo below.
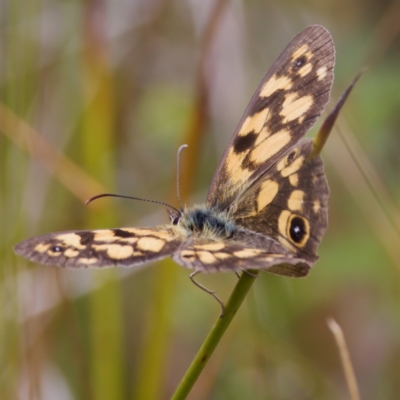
[14,25,334,279]
[179,205,236,241]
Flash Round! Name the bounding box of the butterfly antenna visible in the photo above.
[176,144,188,211]
[85,193,181,215]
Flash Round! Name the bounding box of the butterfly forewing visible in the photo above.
[207,25,334,211]
[14,226,181,269]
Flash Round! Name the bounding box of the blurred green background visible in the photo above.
[2,0,400,399]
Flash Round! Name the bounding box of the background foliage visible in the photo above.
[2,0,400,399]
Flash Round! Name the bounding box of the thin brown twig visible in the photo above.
[327,318,361,400]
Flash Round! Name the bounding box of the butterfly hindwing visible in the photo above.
[232,138,328,266]
[207,25,334,211]
[14,226,181,269]
[173,234,311,277]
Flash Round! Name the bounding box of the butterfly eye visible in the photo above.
[289,217,307,243]
[172,216,181,225]
[167,208,182,226]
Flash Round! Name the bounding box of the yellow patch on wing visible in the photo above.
[254,126,274,146]
[313,200,321,213]
[64,249,80,258]
[35,243,50,253]
[197,251,217,264]
[291,44,309,60]
[56,233,86,249]
[280,94,313,123]
[225,149,253,184]
[214,252,231,260]
[317,66,328,80]
[266,254,286,258]
[93,230,117,241]
[257,179,279,212]
[136,237,166,252]
[233,249,262,258]
[289,173,299,186]
[278,210,291,239]
[238,108,270,136]
[121,237,139,244]
[48,249,63,257]
[92,230,138,244]
[250,128,291,164]
[194,242,225,251]
[260,75,293,98]
[312,174,319,185]
[93,244,134,259]
[287,190,305,212]
[281,155,305,177]
[78,258,98,265]
[297,62,313,77]
[224,124,291,186]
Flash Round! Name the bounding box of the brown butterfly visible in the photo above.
[15,25,336,294]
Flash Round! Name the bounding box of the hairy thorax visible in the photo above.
[178,205,236,240]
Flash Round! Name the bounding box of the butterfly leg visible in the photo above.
[189,270,226,317]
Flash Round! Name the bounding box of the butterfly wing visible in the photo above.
[231,138,328,270]
[207,25,334,211]
[14,226,182,269]
[173,232,311,277]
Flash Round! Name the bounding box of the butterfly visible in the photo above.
[14,25,335,287]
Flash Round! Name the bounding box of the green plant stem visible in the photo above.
[171,270,258,400]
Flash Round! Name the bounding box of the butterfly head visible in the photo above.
[168,208,182,225]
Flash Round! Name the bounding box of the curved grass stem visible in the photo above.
[171,270,258,400]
